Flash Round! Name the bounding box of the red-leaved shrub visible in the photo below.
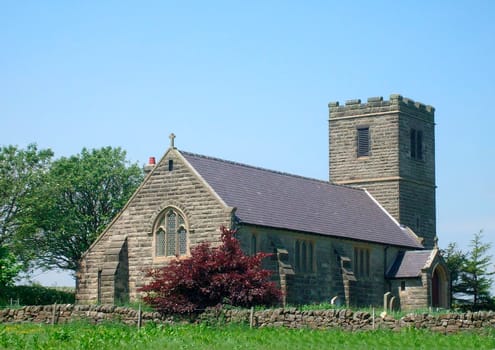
[139,226,281,314]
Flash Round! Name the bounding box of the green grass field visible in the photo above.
[1,322,494,350]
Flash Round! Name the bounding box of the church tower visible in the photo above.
[328,95,436,249]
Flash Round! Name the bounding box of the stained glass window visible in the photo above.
[308,242,314,271]
[156,229,165,256]
[301,242,307,272]
[295,241,300,269]
[166,212,176,256]
[251,234,257,255]
[353,247,371,278]
[295,239,315,273]
[178,227,187,255]
[167,212,176,233]
[154,208,188,258]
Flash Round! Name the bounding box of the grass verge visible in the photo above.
[1,321,494,350]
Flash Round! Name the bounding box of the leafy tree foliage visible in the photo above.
[0,144,53,282]
[0,144,53,246]
[22,147,143,273]
[140,227,281,314]
[0,245,23,289]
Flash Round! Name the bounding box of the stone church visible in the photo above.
[76,94,450,310]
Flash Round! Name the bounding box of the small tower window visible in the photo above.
[415,215,422,234]
[410,129,423,160]
[357,127,370,157]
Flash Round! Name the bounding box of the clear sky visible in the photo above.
[1,1,494,287]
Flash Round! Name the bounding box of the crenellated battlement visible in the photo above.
[328,94,435,117]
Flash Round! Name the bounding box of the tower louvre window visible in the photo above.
[417,131,423,160]
[410,129,417,158]
[410,128,423,160]
[357,127,370,157]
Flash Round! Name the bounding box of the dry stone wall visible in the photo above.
[2,305,495,334]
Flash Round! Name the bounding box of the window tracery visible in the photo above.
[154,208,188,258]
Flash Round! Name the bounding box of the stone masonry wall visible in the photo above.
[399,181,436,248]
[391,279,429,311]
[397,98,436,248]
[77,148,233,304]
[2,305,495,334]
[236,225,404,308]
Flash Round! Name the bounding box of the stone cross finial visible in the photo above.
[169,133,176,148]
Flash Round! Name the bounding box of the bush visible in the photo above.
[0,285,75,306]
[140,227,281,314]
[453,297,495,312]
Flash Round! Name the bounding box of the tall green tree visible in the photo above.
[24,147,143,273]
[457,231,495,307]
[441,242,467,304]
[0,144,53,246]
[0,144,53,284]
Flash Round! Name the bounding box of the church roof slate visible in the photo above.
[181,151,423,249]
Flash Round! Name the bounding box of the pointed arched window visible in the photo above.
[294,239,315,273]
[154,208,188,258]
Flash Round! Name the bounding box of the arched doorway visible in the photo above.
[431,264,448,308]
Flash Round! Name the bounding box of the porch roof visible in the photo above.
[386,250,436,278]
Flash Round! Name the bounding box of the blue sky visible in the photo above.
[1,1,494,287]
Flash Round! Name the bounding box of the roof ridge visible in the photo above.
[180,149,422,249]
[180,150,362,191]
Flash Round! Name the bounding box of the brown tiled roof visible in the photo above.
[182,151,423,249]
[386,250,434,278]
